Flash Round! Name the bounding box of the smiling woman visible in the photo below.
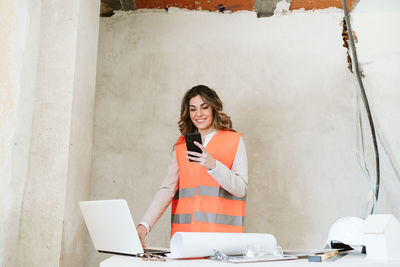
[136,85,249,247]
[189,95,214,135]
[178,85,234,137]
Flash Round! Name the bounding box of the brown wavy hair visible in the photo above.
[178,85,235,136]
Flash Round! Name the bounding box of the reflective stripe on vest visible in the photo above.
[197,185,246,201]
[194,211,244,226]
[173,187,195,199]
[172,212,244,226]
[171,130,246,237]
[174,186,246,201]
[171,214,192,224]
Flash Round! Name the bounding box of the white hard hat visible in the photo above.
[327,216,366,252]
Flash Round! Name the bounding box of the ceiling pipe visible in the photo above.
[341,0,380,211]
[256,0,285,17]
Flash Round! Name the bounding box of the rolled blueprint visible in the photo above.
[169,232,277,258]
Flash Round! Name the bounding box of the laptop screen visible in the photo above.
[79,199,144,255]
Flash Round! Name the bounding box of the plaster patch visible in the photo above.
[0,0,15,162]
[274,0,291,15]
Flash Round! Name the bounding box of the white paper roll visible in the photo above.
[169,232,277,258]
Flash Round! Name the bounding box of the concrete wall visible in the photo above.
[352,0,400,219]
[60,0,100,266]
[0,0,41,266]
[88,3,400,266]
[0,0,99,266]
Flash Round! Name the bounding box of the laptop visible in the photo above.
[79,199,169,256]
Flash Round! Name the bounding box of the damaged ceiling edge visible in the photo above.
[100,0,359,17]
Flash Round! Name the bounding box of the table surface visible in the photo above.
[100,252,400,267]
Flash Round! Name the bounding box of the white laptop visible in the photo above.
[79,199,169,256]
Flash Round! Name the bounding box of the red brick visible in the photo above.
[165,0,196,9]
[135,0,254,12]
[195,0,254,12]
[135,0,165,9]
[290,0,359,11]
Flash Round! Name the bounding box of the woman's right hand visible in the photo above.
[136,224,148,248]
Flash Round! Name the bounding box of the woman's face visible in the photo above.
[189,95,214,133]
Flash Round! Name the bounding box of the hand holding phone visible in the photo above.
[184,133,217,169]
[185,133,202,162]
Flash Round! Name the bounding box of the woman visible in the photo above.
[136,85,248,248]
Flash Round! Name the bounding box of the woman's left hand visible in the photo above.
[186,141,216,170]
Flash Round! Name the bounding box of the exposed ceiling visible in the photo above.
[100,0,359,17]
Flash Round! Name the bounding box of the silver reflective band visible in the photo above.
[171,214,192,224]
[194,211,244,226]
[196,185,246,201]
[174,188,195,199]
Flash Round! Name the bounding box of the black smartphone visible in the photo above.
[185,133,202,162]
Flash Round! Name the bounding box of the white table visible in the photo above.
[100,252,400,267]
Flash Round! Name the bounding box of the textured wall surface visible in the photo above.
[60,0,100,266]
[351,0,400,220]
[0,0,18,265]
[0,0,100,267]
[15,0,81,265]
[88,6,399,265]
[0,0,41,266]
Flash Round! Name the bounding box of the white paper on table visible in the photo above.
[168,232,277,259]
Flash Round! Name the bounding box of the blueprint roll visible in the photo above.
[169,232,277,258]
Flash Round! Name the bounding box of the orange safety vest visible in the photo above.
[171,130,246,238]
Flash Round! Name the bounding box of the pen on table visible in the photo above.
[308,250,339,262]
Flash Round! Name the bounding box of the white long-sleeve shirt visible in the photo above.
[139,130,248,232]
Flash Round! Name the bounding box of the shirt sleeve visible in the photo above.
[139,151,178,232]
[207,136,248,198]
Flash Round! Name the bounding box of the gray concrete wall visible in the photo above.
[1,0,99,267]
[15,0,82,265]
[352,0,400,222]
[60,0,100,266]
[0,0,41,266]
[88,6,400,266]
